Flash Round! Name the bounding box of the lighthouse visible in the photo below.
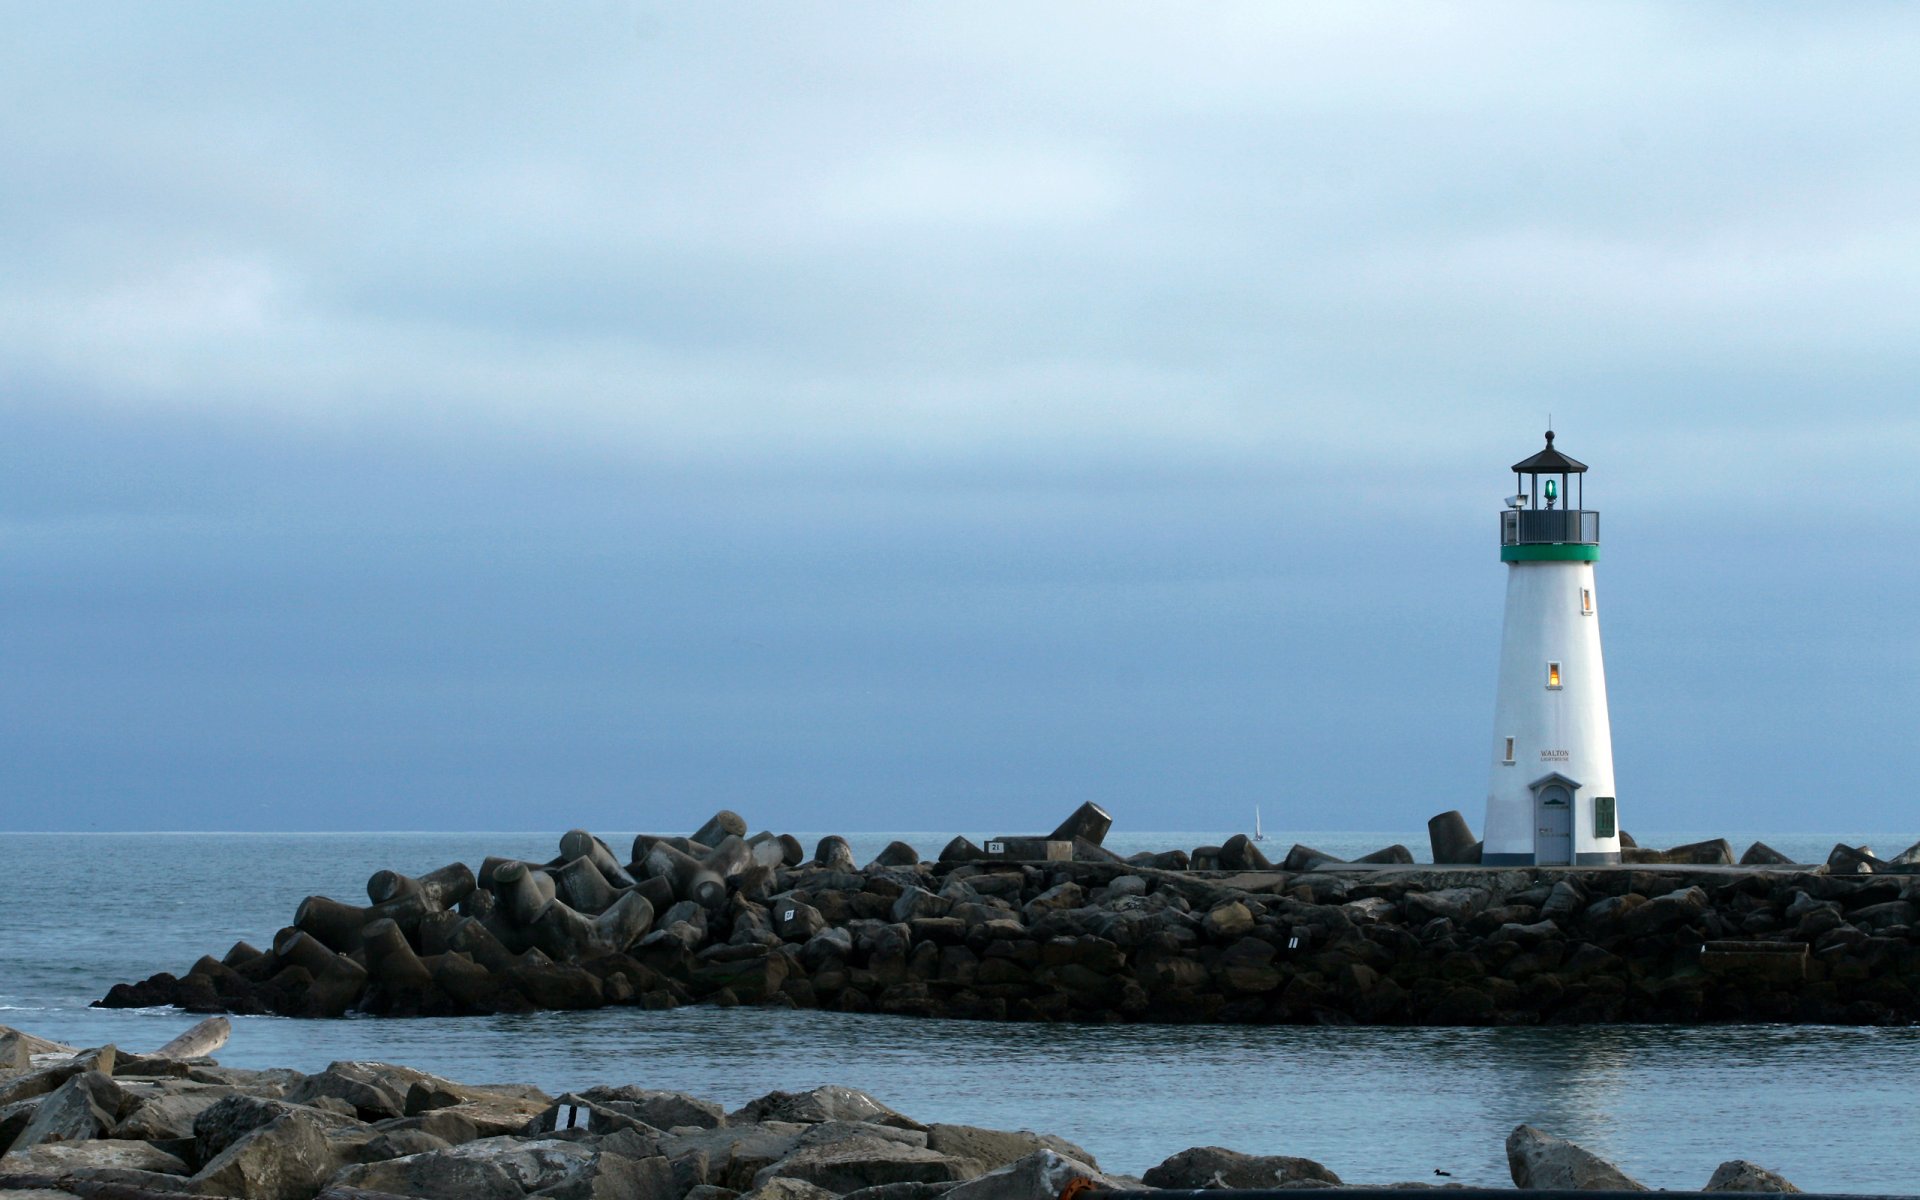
[1482,431,1621,866]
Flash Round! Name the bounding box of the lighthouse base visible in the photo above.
[1483,851,1622,866]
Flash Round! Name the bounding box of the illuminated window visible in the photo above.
[1503,737,1516,764]
[1580,588,1593,615]
[1594,796,1617,839]
[1547,661,1563,689]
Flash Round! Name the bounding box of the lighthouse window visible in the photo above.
[1503,737,1515,764]
[1580,588,1593,615]
[1547,661,1563,689]
[1594,796,1617,839]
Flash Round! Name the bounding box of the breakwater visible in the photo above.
[97,810,1920,1026]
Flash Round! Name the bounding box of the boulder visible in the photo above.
[358,1127,457,1163]
[1705,1159,1803,1192]
[577,1086,727,1131]
[0,1138,189,1177]
[1201,902,1254,940]
[286,1061,475,1121]
[0,1046,117,1108]
[731,1087,925,1131]
[924,1125,1097,1173]
[742,1180,840,1200]
[327,1143,530,1200]
[754,1136,970,1192]
[192,1107,342,1200]
[941,1150,1123,1200]
[1143,1145,1341,1189]
[1740,842,1796,867]
[660,1123,809,1191]
[1406,888,1490,924]
[7,1070,124,1151]
[1506,1124,1646,1190]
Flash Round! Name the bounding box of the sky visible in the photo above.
[3,2,1917,836]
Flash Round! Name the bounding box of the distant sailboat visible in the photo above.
[1253,806,1266,842]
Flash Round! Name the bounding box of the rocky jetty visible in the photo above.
[97,810,1920,1026]
[1,1020,1809,1199]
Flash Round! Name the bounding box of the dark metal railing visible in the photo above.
[1501,508,1599,546]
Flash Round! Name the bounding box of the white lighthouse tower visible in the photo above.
[1483,430,1620,866]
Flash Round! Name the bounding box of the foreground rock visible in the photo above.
[1,1022,1822,1198]
[93,808,1920,1028]
[1506,1124,1646,1191]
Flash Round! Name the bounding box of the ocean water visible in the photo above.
[2,831,1917,1189]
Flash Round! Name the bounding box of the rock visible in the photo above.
[1201,902,1254,940]
[285,1061,444,1121]
[941,1149,1122,1200]
[578,1086,727,1131]
[7,1070,124,1151]
[1428,811,1481,864]
[924,1124,1097,1172]
[1740,842,1796,866]
[109,1086,232,1143]
[193,1107,341,1200]
[731,1087,925,1131]
[1539,879,1586,921]
[754,1136,969,1192]
[814,837,858,871]
[661,1123,809,1191]
[360,1127,457,1163]
[1144,1145,1341,1189]
[1891,839,1920,867]
[333,1134,669,1200]
[893,887,954,923]
[0,1033,31,1074]
[327,1142,528,1200]
[0,1046,117,1108]
[1506,1124,1646,1191]
[839,1182,964,1200]
[0,1138,190,1177]
[1705,1159,1803,1192]
[1406,888,1490,924]
[740,1180,838,1200]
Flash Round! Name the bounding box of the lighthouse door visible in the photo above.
[1535,785,1573,865]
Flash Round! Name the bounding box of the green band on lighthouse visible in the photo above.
[1501,544,1600,563]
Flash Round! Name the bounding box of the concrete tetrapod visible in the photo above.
[490,861,558,926]
[554,855,627,915]
[692,809,749,848]
[646,841,728,909]
[560,828,638,888]
[366,860,476,909]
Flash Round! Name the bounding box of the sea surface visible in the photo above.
[2,830,1917,1189]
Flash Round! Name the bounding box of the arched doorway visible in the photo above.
[1534,782,1574,865]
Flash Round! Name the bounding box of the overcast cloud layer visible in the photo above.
[3,2,1916,835]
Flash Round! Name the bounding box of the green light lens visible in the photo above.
[1544,479,1558,501]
